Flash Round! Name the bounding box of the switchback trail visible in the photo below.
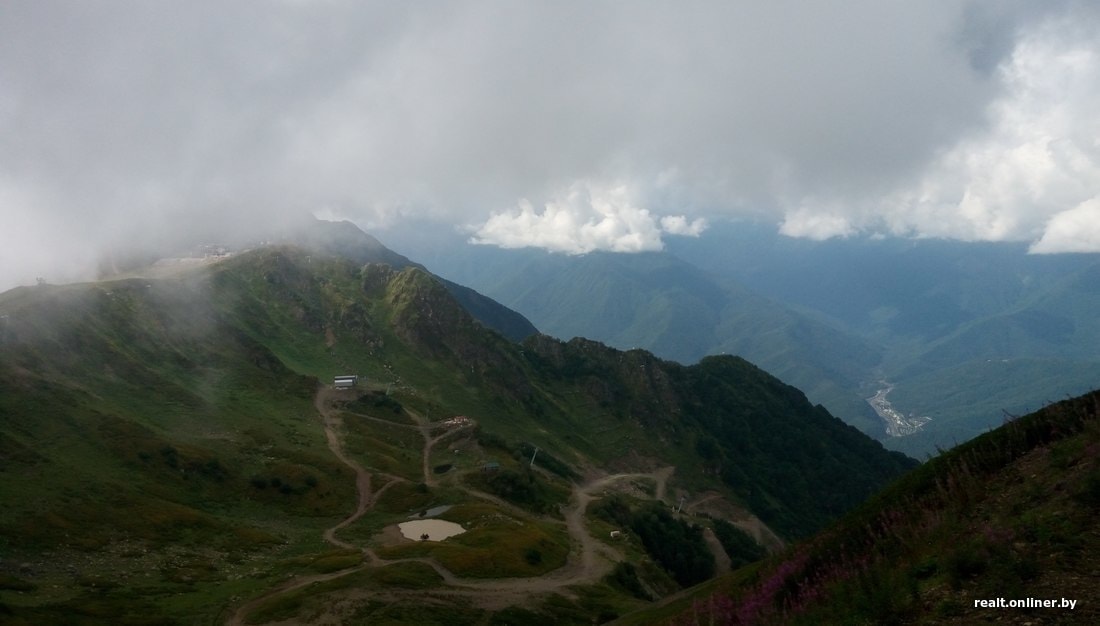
[227,388,680,623]
[316,388,374,551]
[408,408,472,487]
[226,388,375,626]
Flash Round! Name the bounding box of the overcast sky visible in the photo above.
[2,1,1099,288]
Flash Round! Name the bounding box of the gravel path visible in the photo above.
[226,387,680,624]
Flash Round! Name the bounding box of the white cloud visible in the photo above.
[659,215,708,237]
[786,11,1100,247]
[469,181,704,254]
[1030,198,1100,253]
[2,2,1099,288]
[778,207,855,241]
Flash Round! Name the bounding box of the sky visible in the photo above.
[1,1,1099,289]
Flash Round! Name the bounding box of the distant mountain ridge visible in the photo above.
[384,236,886,435]
[386,222,1100,456]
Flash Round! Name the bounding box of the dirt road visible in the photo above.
[315,388,375,551]
[407,409,472,486]
[227,388,680,623]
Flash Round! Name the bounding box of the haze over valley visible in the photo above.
[388,221,1100,457]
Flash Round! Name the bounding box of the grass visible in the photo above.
[365,561,444,588]
[0,281,356,624]
[283,548,364,574]
[352,599,485,626]
[535,584,651,625]
[243,563,446,624]
[0,245,918,622]
[375,504,569,578]
[463,467,571,518]
[341,391,410,423]
[341,413,423,481]
[645,391,1100,625]
[0,574,36,592]
[885,358,1100,457]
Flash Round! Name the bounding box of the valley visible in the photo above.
[385,223,1100,457]
[866,382,932,437]
[4,5,1097,622]
[0,234,914,623]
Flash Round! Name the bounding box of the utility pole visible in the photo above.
[675,495,685,514]
[529,446,539,467]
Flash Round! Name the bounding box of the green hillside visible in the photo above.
[633,390,1100,625]
[0,245,912,624]
[875,258,1100,455]
[665,223,1100,456]
[395,224,1100,458]
[400,246,885,435]
[286,218,539,342]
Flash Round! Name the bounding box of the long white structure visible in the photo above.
[334,374,359,389]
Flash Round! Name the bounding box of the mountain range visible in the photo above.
[386,221,1100,457]
[0,220,914,624]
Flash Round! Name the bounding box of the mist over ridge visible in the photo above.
[3,1,1100,291]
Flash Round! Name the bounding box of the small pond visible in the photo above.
[397,519,466,541]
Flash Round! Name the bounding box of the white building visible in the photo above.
[334,375,359,389]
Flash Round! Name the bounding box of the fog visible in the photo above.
[2,1,1098,290]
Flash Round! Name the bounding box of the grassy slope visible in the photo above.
[0,275,353,624]
[290,218,538,342]
[0,246,914,623]
[665,225,1100,456]
[439,250,885,435]
[409,228,1100,458]
[885,358,1100,457]
[875,260,1100,456]
[637,390,1100,625]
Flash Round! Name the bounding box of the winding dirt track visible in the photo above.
[316,391,375,552]
[408,409,472,487]
[226,388,677,624]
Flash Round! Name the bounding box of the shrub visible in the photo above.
[713,519,766,568]
[606,562,650,600]
[1073,468,1100,509]
[946,542,987,589]
[524,548,542,565]
[467,468,568,515]
[630,503,715,587]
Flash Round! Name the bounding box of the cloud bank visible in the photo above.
[1,2,1099,288]
[469,182,706,254]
